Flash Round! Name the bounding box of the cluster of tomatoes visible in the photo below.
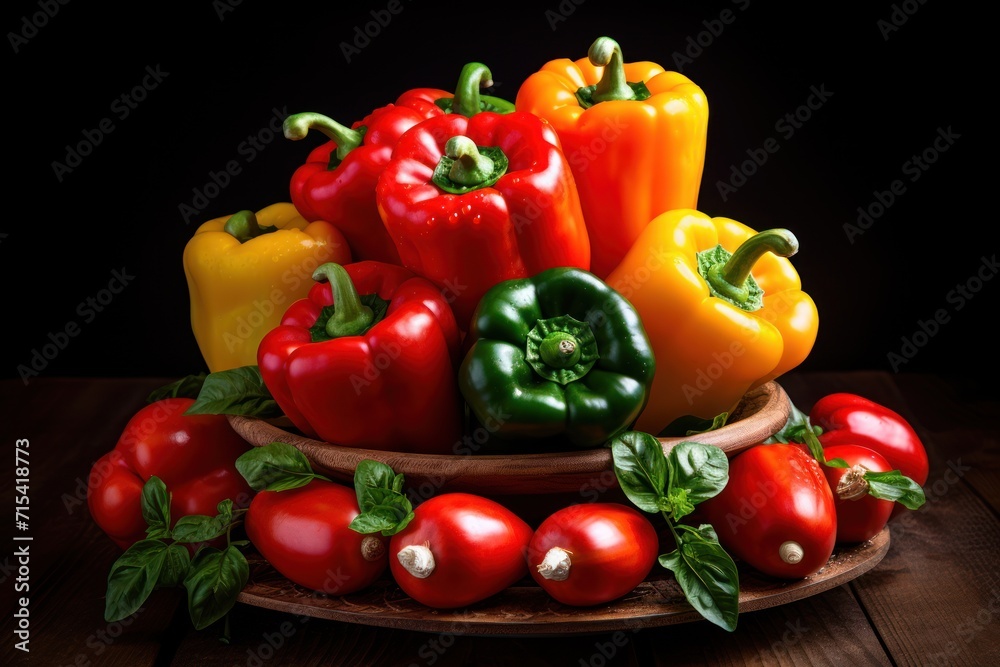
[696,393,930,579]
[88,388,928,611]
[247,481,662,609]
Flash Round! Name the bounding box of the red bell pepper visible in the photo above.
[809,392,929,489]
[395,61,515,117]
[87,398,255,550]
[284,106,435,265]
[257,261,464,453]
[375,110,591,328]
[284,63,513,265]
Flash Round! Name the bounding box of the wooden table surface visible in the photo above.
[2,371,998,666]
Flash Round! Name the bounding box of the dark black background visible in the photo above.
[4,1,991,388]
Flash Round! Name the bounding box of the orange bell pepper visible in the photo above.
[606,209,819,435]
[515,36,709,278]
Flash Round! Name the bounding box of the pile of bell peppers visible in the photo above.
[179,35,821,451]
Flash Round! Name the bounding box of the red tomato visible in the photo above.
[696,444,837,579]
[87,397,255,550]
[810,393,929,486]
[527,503,659,606]
[820,444,894,544]
[388,493,533,609]
[245,480,388,595]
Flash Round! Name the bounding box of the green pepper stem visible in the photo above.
[539,332,582,369]
[445,136,495,186]
[223,210,270,243]
[707,229,799,306]
[312,263,374,338]
[589,37,636,103]
[452,62,494,118]
[283,112,364,162]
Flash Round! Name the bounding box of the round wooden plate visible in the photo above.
[227,381,791,497]
[236,527,890,636]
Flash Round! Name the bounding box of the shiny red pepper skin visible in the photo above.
[86,398,255,551]
[810,393,929,488]
[257,261,464,453]
[375,110,591,328]
[288,102,442,265]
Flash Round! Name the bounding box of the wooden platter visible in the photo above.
[227,381,792,497]
[236,527,890,636]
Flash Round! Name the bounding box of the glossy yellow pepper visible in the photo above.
[606,209,818,435]
[183,202,351,373]
[515,36,708,279]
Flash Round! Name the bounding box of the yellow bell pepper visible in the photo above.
[515,36,708,278]
[183,202,351,373]
[605,209,818,435]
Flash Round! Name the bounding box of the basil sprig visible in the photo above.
[348,460,415,536]
[610,432,739,632]
[104,477,250,632]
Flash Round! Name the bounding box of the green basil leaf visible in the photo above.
[141,476,171,540]
[765,400,820,445]
[235,442,324,491]
[353,460,398,509]
[610,431,668,514]
[348,506,404,535]
[659,412,729,438]
[183,545,250,631]
[171,504,234,545]
[659,524,740,632]
[865,469,927,509]
[184,366,282,418]
[667,442,729,506]
[105,539,168,622]
[158,544,192,588]
[349,460,414,536]
[147,373,208,403]
[825,458,850,469]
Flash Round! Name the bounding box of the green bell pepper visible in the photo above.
[459,267,656,449]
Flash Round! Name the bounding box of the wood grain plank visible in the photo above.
[0,520,185,667]
[850,487,1000,666]
[635,583,891,666]
[824,373,1000,666]
[0,378,187,666]
[890,373,1000,515]
[0,377,171,595]
[169,602,643,666]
